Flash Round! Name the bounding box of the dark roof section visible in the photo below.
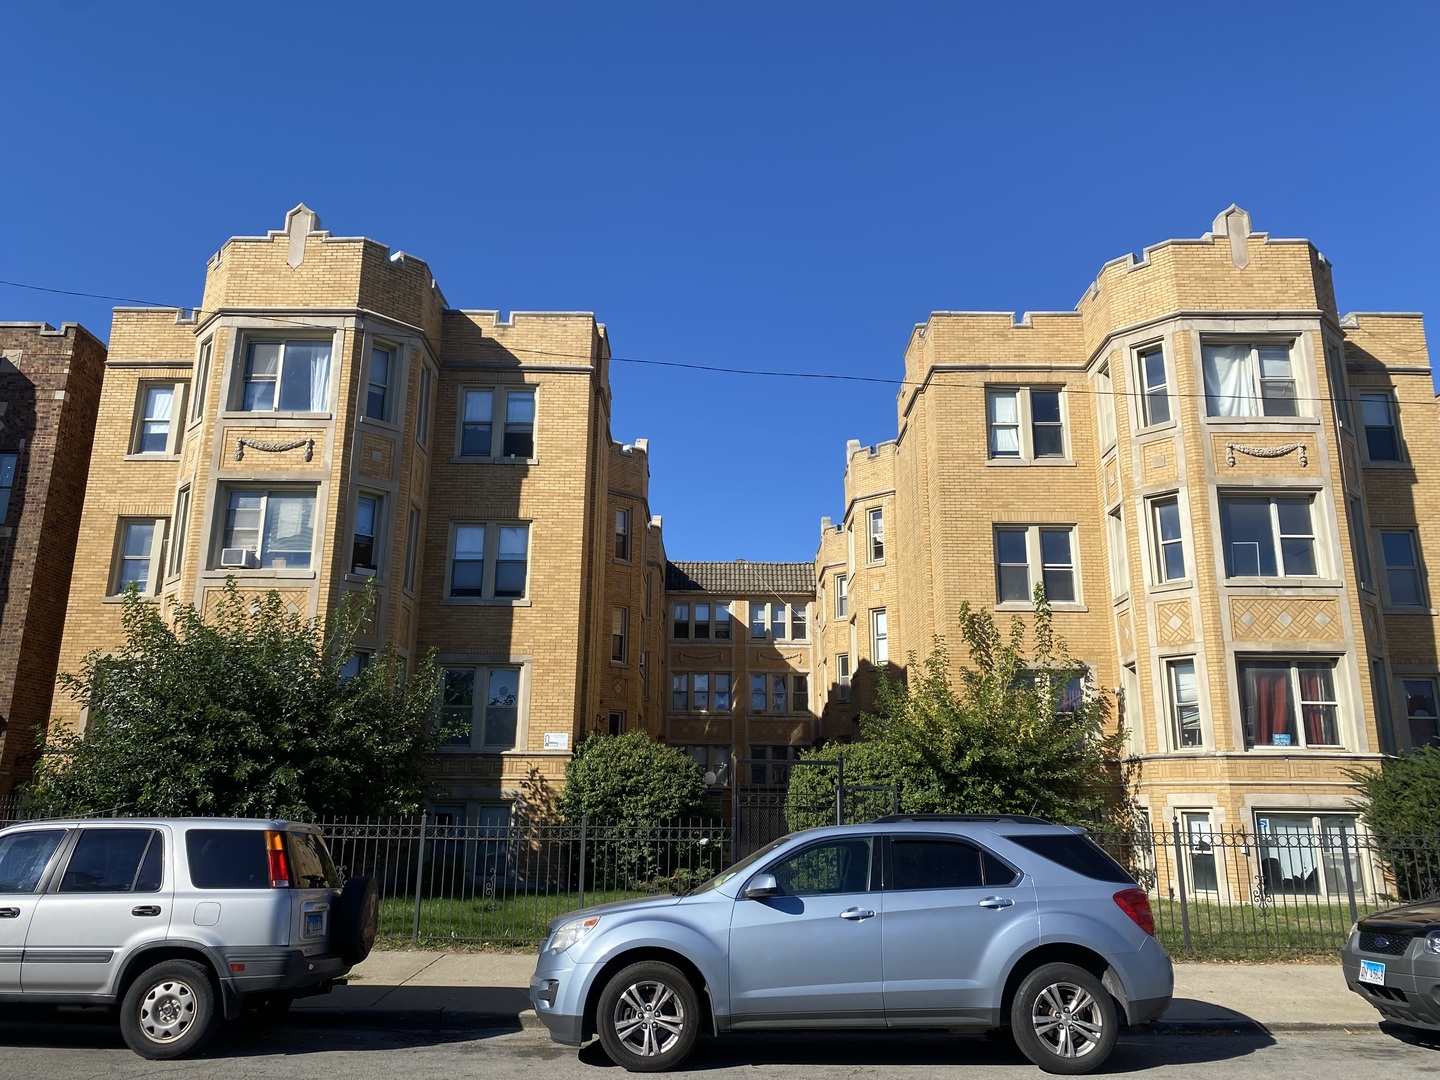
[666,560,816,595]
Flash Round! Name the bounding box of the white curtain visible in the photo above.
[309,344,331,412]
[1203,344,1256,416]
[988,390,1021,455]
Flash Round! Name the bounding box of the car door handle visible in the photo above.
[839,907,876,920]
[978,896,1015,909]
[131,905,162,917]
[0,908,18,918]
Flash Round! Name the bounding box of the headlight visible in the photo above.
[548,915,600,954]
[1426,931,1440,954]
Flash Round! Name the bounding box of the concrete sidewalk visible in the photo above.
[290,949,1381,1033]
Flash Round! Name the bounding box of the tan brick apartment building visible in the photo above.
[0,324,106,794]
[812,207,1438,900]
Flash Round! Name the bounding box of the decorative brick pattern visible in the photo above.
[1229,597,1344,642]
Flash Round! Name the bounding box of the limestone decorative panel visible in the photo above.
[1104,459,1120,504]
[203,586,310,621]
[1140,440,1178,486]
[669,719,731,742]
[221,427,325,469]
[359,433,395,480]
[1117,609,1135,655]
[1211,434,1311,477]
[1155,598,1194,645]
[748,720,808,743]
[1229,597,1343,642]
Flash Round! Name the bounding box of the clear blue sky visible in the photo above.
[4,1,1437,563]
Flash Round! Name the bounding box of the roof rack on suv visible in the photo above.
[870,813,1052,825]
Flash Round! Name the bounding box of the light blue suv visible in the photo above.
[530,815,1172,1074]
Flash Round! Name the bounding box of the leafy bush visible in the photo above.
[557,732,710,826]
[1347,746,1440,901]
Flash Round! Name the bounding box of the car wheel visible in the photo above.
[119,959,219,1060]
[333,875,379,965]
[1010,962,1118,1075]
[595,961,700,1072]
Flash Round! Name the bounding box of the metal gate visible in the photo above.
[731,758,898,856]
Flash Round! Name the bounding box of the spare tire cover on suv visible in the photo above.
[333,875,379,965]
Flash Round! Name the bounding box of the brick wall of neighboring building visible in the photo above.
[0,323,106,795]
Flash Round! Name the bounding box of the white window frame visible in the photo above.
[749,602,805,641]
[112,517,166,596]
[403,505,421,593]
[673,672,731,713]
[836,653,852,703]
[446,521,531,601]
[1149,494,1188,585]
[236,337,333,413]
[351,492,384,577]
[1237,657,1343,749]
[1135,343,1172,428]
[1095,363,1116,449]
[612,607,628,663]
[458,386,537,460]
[1380,529,1426,608]
[867,507,885,564]
[131,380,185,456]
[870,608,888,665]
[994,525,1080,606]
[364,343,395,422]
[1324,341,1351,427]
[1219,493,1319,580]
[217,486,318,570]
[1201,339,1301,418]
[1106,507,1129,599]
[614,507,631,562]
[1360,391,1404,463]
[1165,657,1202,749]
[685,745,731,788]
[168,485,191,579]
[835,574,848,618]
[1402,677,1440,748]
[439,664,525,751]
[1348,497,1373,592]
[190,338,213,424]
[986,386,1068,462]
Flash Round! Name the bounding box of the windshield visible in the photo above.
[689,835,792,894]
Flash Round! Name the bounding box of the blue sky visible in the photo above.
[4,1,1437,563]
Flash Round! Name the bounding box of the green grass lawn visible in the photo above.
[376,888,661,948]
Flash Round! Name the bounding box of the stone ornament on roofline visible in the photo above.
[1225,442,1307,468]
[235,437,315,462]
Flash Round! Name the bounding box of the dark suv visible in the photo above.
[531,815,1173,1074]
[0,818,377,1058]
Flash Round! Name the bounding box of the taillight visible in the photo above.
[1113,887,1154,936]
[266,831,291,888]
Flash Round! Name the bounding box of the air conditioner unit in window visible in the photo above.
[220,547,258,569]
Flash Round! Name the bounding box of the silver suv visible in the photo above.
[530,815,1173,1074]
[0,817,377,1059]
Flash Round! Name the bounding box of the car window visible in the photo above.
[767,838,873,895]
[187,829,270,889]
[0,830,65,892]
[60,829,163,893]
[890,839,984,890]
[689,835,791,894]
[288,830,341,889]
[1004,833,1133,883]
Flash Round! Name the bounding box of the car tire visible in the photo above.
[119,959,219,1060]
[333,875,379,965]
[1010,962,1118,1075]
[596,961,701,1072]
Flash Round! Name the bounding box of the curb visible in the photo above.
[1146,1020,1376,1035]
[287,1008,548,1032]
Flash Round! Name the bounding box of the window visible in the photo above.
[1015,670,1086,717]
[1180,811,1218,893]
[448,522,530,599]
[608,711,626,736]
[1219,494,1316,578]
[870,608,888,664]
[1122,663,1143,755]
[0,829,64,892]
[1381,530,1425,607]
[836,653,851,703]
[750,602,806,640]
[1166,658,1201,748]
[686,745,730,787]
[240,339,330,412]
[1095,364,1116,449]
[890,838,993,890]
[1202,341,1298,417]
[748,744,799,786]
[1348,497,1372,590]
[0,452,14,523]
[168,486,191,577]
[792,674,809,712]
[1324,342,1350,427]
[191,339,212,423]
[1253,812,1365,899]
[987,387,1065,460]
[1372,660,1397,756]
[366,345,393,420]
[416,363,434,446]
[1106,508,1129,597]
[339,651,372,680]
[995,526,1078,604]
[674,602,729,639]
[749,674,766,712]
[132,381,184,455]
[1136,345,1171,426]
[1403,679,1440,748]
[460,387,536,458]
[835,574,848,618]
[1150,496,1187,583]
[220,488,316,569]
[770,674,789,712]
[441,666,522,750]
[60,829,162,893]
[113,518,165,595]
[1361,392,1403,462]
[403,506,421,592]
[867,507,885,563]
[674,673,730,712]
[351,494,382,576]
[612,607,628,663]
[614,507,631,561]
[1238,658,1341,748]
[766,836,871,895]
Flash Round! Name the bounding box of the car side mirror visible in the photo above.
[743,873,779,899]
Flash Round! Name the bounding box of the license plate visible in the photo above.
[304,910,326,939]
[1359,959,1385,985]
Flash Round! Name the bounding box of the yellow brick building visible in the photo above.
[812,207,1437,900]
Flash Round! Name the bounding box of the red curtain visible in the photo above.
[1247,666,1291,746]
[1298,668,1331,745]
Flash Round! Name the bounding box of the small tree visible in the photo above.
[788,594,1128,829]
[28,581,444,819]
[1347,747,1440,900]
